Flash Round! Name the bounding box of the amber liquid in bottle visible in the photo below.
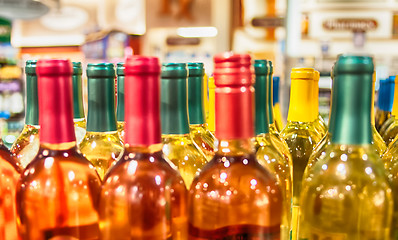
[0,144,21,240]
[16,59,102,240]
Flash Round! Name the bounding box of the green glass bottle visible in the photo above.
[254,59,292,240]
[161,63,207,189]
[116,62,125,141]
[280,68,322,240]
[300,54,392,240]
[187,62,215,161]
[78,63,124,179]
[11,60,40,168]
[72,62,86,145]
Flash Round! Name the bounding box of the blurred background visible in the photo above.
[0,0,397,147]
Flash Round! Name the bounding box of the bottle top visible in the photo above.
[36,59,72,76]
[25,60,37,74]
[273,76,280,104]
[291,67,314,80]
[314,70,320,81]
[116,62,125,76]
[208,75,215,88]
[213,52,252,86]
[267,60,274,75]
[86,63,115,78]
[72,62,82,75]
[161,63,187,78]
[334,54,374,75]
[253,59,268,75]
[125,56,161,145]
[188,62,204,77]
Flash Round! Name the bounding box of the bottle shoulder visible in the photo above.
[79,132,124,154]
[162,135,207,161]
[281,122,321,143]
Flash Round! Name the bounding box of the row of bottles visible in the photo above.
[1,52,398,239]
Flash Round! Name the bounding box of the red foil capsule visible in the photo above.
[213,52,254,140]
[124,56,161,146]
[36,59,76,144]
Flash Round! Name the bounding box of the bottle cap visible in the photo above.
[291,68,314,80]
[187,62,205,125]
[72,62,82,75]
[86,63,115,78]
[161,63,187,78]
[253,59,268,75]
[214,52,252,86]
[188,62,204,77]
[116,62,125,76]
[125,56,161,145]
[36,59,75,144]
[25,60,37,74]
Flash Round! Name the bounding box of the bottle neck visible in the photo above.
[87,77,117,132]
[25,73,39,125]
[215,138,255,157]
[371,79,376,125]
[392,79,398,116]
[267,73,275,124]
[287,79,314,122]
[161,77,190,135]
[255,75,270,135]
[125,74,161,145]
[39,75,76,144]
[124,143,163,155]
[273,77,279,105]
[116,75,125,122]
[330,73,372,145]
[188,75,205,124]
[215,85,254,140]
[40,141,76,151]
[72,74,85,119]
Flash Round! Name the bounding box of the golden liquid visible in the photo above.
[372,126,387,155]
[74,118,86,145]
[189,123,215,161]
[162,134,207,189]
[312,115,327,137]
[11,124,40,168]
[269,123,293,174]
[117,121,125,142]
[255,134,292,240]
[79,131,124,179]
[100,144,188,239]
[188,139,282,240]
[300,144,392,240]
[16,142,102,240]
[0,145,21,240]
[379,116,395,138]
[382,118,398,147]
[375,109,391,132]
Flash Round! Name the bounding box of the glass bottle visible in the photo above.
[16,59,102,239]
[381,76,398,146]
[266,61,292,171]
[300,54,392,240]
[187,62,215,161]
[375,77,394,131]
[206,76,215,134]
[72,62,86,145]
[11,60,40,168]
[0,139,21,240]
[312,70,327,136]
[189,53,282,240]
[116,62,125,141]
[254,60,292,240]
[161,63,207,189]
[100,56,188,239]
[78,63,124,179]
[307,68,387,179]
[280,68,322,240]
[273,76,284,132]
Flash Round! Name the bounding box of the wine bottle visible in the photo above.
[100,56,188,239]
[78,63,124,179]
[0,138,21,240]
[312,70,327,136]
[206,76,215,133]
[116,62,125,141]
[300,54,392,240]
[380,76,398,146]
[161,63,207,189]
[189,53,282,239]
[266,61,292,172]
[187,62,215,161]
[72,62,86,145]
[375,77,394,131]
[11,60,40,168]
[16,59,102,239]
[254,59,292,240]
[273,76,284,132]
[280,68,322,240]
